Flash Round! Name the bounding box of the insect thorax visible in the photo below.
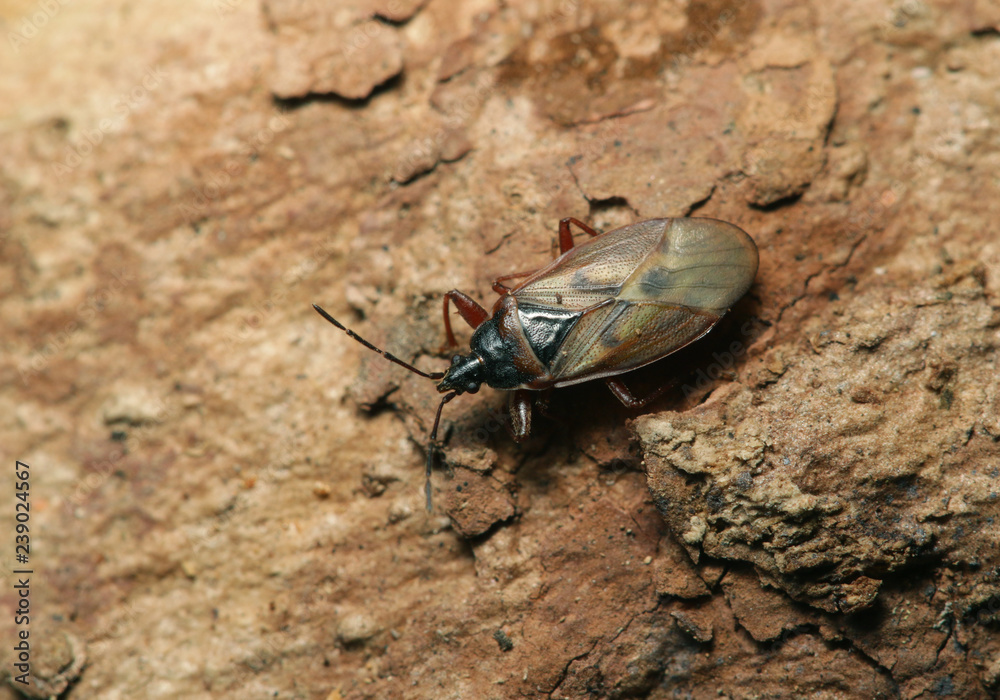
[514,303,580,366]
[470,312,538,390]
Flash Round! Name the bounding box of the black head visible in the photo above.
[437,353,484,395]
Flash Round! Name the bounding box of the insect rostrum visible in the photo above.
[315,216,758,510]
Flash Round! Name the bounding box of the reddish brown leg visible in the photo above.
[507,390,533,442]
[559,217,600,254]
[606,378,674,409]
[443,290,489,348]
[492,270,538,294]
[492,219,600,295]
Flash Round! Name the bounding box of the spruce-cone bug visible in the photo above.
[314,216,759,509]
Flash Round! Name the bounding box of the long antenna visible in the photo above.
[314,303,458,511]
[425,391,458,511]
[312,304,445,380]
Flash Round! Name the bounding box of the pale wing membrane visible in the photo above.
[550,300,718,385]
[513,221,664,309]
[617,219,759,311]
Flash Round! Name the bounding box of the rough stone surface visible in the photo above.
[2,0,999,698]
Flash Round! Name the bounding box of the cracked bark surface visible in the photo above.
[2,0,1000,699]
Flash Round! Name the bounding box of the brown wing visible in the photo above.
[513,218,757,312]
[549,300,719,386]
[512,219,666,310]
[513,218,758,386]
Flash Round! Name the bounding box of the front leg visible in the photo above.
[443,290,489,348]
[492,219,600,296]
[507,390,533,442]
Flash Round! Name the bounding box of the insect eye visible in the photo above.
[466,382,479,394]
[451,355,462,365]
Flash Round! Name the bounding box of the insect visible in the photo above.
[314,217,758,509]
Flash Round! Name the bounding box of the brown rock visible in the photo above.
[5,0,999,697]
[651,535,710,599]
[721,567,814,642]
[265,0,406,100]
[440,466,515,538]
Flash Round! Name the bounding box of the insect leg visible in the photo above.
[425,391,458,511]
[507,390,533,442]
[558,217,600,254]
[493,219,601,294]
[313,304,445,380]
[605,378,674,409]
[442,290,489,348]
[492,270,537,294]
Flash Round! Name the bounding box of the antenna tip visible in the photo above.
[312,304,346,330]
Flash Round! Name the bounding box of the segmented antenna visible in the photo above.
[312,304,445,380]
[313,303,454,510]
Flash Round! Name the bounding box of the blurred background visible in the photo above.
[1,1,999,698]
